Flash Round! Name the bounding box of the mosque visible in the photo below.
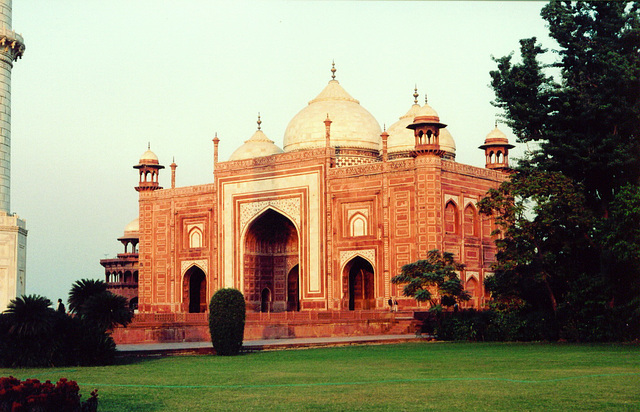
[101,65,514,342]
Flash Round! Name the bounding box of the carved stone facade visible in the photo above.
[104,70,513,317]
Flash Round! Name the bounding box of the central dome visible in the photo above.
[283,78,382,152]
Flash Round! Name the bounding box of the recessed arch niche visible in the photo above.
[243,208,299,312]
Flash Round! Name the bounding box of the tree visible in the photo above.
[391,250,470,310]
[491,1,640,215]
[82,292,133,332]
[68,279,132,331]
[0,295,58,367]
[486,1,640,340]
[208,288,245,356]
[478,170,597,338]
[68,278,107,314]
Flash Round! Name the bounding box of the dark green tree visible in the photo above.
[478,171,598,338]
[82,292,133,332]
[68,278,108,314]
[0,295,58,367]
[208,288,245,356]
[68,278,132,331]
[486,1,640,340]
[391,250,470,310]
[491,1,640,214]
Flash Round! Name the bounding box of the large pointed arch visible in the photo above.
[242,208,299,312]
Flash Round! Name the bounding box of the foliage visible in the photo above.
[208,288,246,356]
[491,0,640,213]
[68,279,107,315]
[436,309,554,342]
[0,291,118,367]
[392,250,470,309]
[0,295,58,367]
[81,292,133,332]
[68,279,132,331]
[486,1,640,341]
[0,376,97,412]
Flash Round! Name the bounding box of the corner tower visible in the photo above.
[0,0,26,310]
[134,145,164,192]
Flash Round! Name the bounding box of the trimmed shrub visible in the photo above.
[208,288,245,356]
[0,376,97,412]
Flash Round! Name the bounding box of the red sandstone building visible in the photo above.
[101,67,513,342]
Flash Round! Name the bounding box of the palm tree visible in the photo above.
[82,292,133,331]
[68,278,108,314]
[68,278,133,332]
[0,295,58,367]
[3,294,56,338]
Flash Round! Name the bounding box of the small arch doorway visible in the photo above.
[287,265,300,312]
[184,266,207,313]
[344,256,375,310]
[261,288,271,313]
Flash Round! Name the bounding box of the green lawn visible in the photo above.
[2,342,639,411]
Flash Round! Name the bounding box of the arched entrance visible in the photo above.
[261,288,271,312]
[344,256,375,310]
[244,209,299,312]
[287,264,300,312]
[183,266,206,313]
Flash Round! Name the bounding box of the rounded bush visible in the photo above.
[208,288,245,356]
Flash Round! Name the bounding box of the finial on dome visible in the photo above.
[383,123,386,132]
[257,112,262,130]
[331,60,336,80]
[495,119,498,128]
[413,86,419,105]
[425,93,428,105]
[148,142,150,150]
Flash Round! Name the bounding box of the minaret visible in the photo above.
[479,122,514,171]
[406,93,447,157]
[134,144,164,192]
[0,0,27,310]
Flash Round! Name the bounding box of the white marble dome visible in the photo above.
[283,79,382,152]
[387,100,455,156]
[484,126,508,143]
[229,129,284,161]
[439,127,456,155]
[120,217,139,240]
[386,103,422,153]
[139,148,159,165]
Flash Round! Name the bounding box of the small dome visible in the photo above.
[139,148,159,165]
[124,218,139,235]
[229,129,284,161]
[439,128,456,154]
[485,126,508,141]
[479,126,514,149]
[283,79,382,152]
[387,103,422,153]
[407,102,447,130]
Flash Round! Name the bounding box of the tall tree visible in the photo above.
[487,1,640,340]
[491,1,640,214]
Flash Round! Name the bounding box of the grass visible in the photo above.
[2,342,639,411]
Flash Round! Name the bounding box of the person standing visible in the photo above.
[56,298,65,314]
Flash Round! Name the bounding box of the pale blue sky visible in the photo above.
[10,1,552,303]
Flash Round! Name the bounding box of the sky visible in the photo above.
[9,1,554,303]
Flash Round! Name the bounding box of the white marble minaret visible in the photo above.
[0,0,26,310]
